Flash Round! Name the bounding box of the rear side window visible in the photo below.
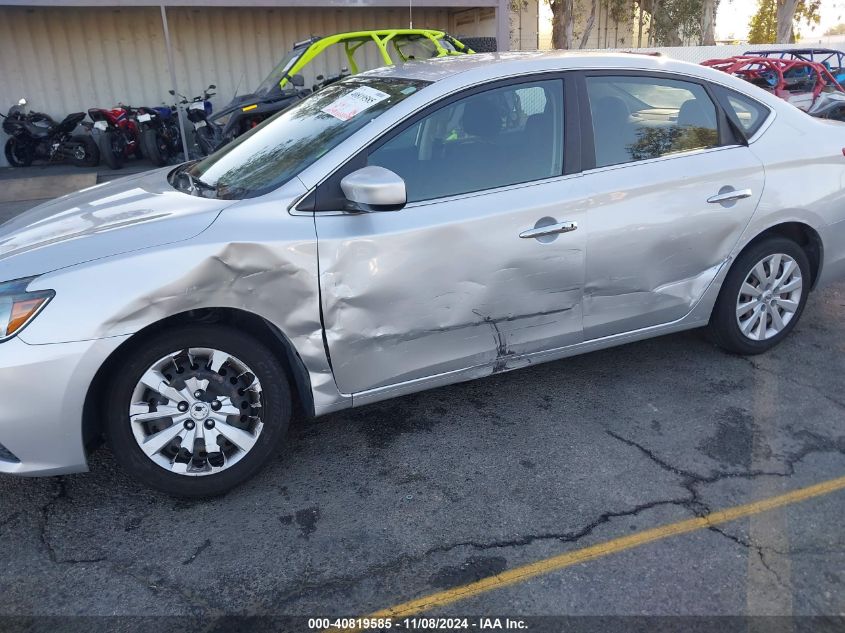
[585,75,721,168]
[718,89,770,137]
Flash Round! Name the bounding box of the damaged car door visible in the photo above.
[578,72,766,340]
[314,78,588,395]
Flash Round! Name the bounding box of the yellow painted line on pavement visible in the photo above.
[334,474,845,631]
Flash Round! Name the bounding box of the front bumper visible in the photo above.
[0,334,129,476]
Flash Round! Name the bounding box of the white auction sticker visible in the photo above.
[321,86,390,121]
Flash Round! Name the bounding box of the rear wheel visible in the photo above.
[709,236,810,354]
[97,129,124,169]
[4,137,34,167]
[68,134,99,167]
[141,128,168,166]
[106,325,292,497]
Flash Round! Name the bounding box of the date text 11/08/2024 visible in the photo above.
[309,617,529,630]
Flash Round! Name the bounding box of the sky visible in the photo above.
[716,0,845,40]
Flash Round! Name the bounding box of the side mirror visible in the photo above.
[340,166,406,211]
[291,74,305,87]
[17,98,27,107]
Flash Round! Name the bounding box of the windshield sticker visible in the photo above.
[321,86,391,121]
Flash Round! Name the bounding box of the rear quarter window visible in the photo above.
[716,87,770,138]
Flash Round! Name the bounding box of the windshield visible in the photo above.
[254,47,304,97]
[180,76,428,199]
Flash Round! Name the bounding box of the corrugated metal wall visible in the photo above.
[0,5,489,166]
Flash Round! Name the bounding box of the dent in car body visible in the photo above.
[315,178,588,395]
[579,146,766,339]
[22,179,348,415]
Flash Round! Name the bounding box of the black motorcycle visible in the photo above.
[1,99,99,168]
[135,104,182,167]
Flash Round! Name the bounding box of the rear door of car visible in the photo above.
[576,70,767,340]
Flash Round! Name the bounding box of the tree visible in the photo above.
[748,0,777,42]
[549,0,575,49]
[825,23,845,35]
[748,0,821,43]
[700,0,717,45]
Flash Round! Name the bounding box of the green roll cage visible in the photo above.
[278,28,474,88]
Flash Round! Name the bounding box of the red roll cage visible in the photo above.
[702,55,844,105]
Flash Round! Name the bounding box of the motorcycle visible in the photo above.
[1,98,99,168]
[87,104,142,169]
[172,85,221,157]
[135,104,181,167]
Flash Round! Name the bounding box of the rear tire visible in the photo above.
[4,137,34,167]
[97,129,124,170]
[708,236,811,355]
[141,128,168,166]
[68,135,100,167]
[106,325,292,497]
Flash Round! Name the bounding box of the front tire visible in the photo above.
[195,125,217,156]
[4,137,34,167]
[106,325,292,497]
[709,236,811,355]
[141,128,168,166]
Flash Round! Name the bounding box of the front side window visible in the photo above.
[586,75,720,168]
[367,79,564,203]
[179,76,428,199]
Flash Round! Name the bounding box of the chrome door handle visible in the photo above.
[519,220,578,239]
[707,188,753,204]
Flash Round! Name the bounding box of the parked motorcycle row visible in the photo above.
[1,85,218,170]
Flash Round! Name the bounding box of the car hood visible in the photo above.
[0,167,232,281]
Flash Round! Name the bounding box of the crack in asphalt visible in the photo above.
[35,478,218,612]
[38,477,107,565]
[270,495,694,608]
[604,430,793,517]
[707,525,790,589]
[256,426,845,610]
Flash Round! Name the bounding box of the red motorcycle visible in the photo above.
[87,105,142,169]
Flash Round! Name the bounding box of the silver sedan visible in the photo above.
[2,52,844,496]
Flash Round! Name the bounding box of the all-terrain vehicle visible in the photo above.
[702,55,845,115]
[211,28,474,145]
[748,48,845,87]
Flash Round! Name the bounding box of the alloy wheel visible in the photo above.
[128,347,264,476]
[735,253,803,341]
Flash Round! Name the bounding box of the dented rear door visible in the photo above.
[579,71,765,340]
[581,146,765,340]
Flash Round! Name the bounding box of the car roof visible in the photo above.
[361,51,725,83]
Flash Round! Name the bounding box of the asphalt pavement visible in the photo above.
[0,196,843,632]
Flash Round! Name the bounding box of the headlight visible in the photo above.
[0,277,54,342]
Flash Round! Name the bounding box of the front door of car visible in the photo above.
[577,72,766,340]
[313,77,588,395]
